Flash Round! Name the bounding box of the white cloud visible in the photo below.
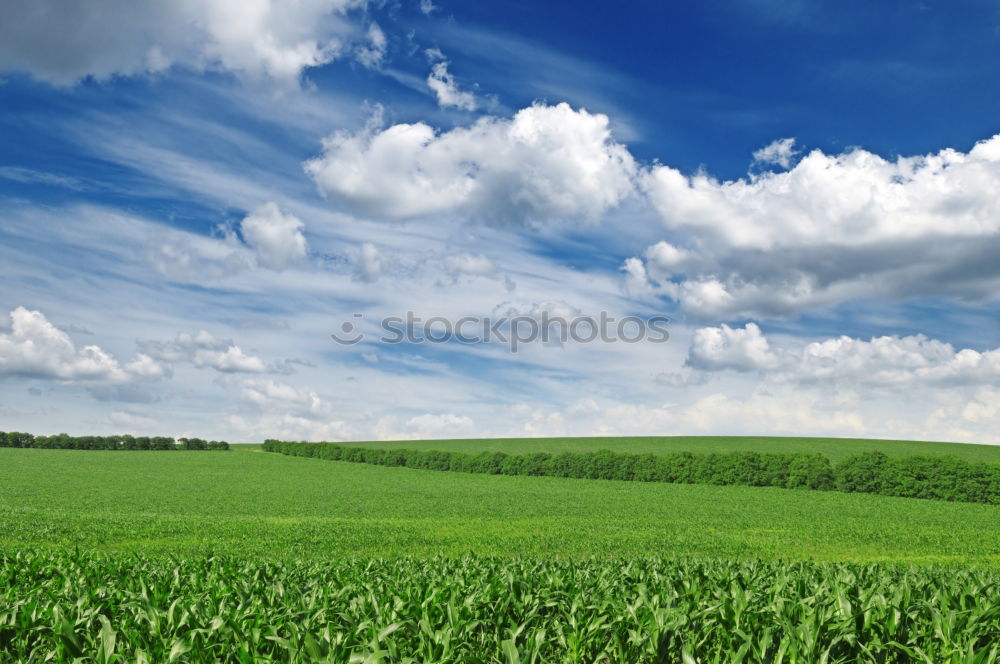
[794,335,1000,386]
[752,137,798,169]
[643,241,695,273]
[915,388,1000,444]
[139,331,271,374]
[229,412,352,443]
[419,0,438,15]
[200,346,269,373]
[0,307,128,382]
[231,379,351,443]
[621,257,653,296]
[687,323,780,372]
[304,102,637,224]
[124,353,170,380]
[241,378,330,416]
[504,392,868,440]
[662,392,868,437]
[0,166,86,190]
[444,252,497,276]
[240,202,308,271]
[355,241,383,282]
[687,323,1000,388]
[355,22,387,69]
[633,134,1000,317]
[0,0,369,86]
[405,413,474,437]
[427,61,477,111]
[367,413,476,440]
[959,389,1000,424]
[645,137,1000,249]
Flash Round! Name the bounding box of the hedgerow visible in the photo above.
[262,440,1000,505]
[0,431,229,450]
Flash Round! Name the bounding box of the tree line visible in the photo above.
[0,431,229,450]
[262,440,1000,505]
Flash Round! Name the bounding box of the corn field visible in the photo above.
[2,552,999,663]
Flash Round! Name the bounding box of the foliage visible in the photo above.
[262,441,1000,505]
[0,431,228,451]
[836,452,1000,503]
[2,551,999,663]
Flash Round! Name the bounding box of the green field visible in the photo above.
[3,441,1000,661]
[2,446,999,563]
[338,434,1000,463]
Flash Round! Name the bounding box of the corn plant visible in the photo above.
[2,552,999,663]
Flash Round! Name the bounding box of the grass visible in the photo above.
[2,446,999,564]
[339,435,1000,463]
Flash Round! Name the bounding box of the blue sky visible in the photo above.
[2,0,1000,443]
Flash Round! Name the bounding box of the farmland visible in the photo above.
[2,441,1000,661]
[4,553,999,663]
[2,446,1000,562]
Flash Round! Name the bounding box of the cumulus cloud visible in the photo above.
[793,335,1000,386]
[643,241,696,273]
[631,134,1000,318]
[240,202,308,271]
[686,322,1000,387]
[621,257,653,296]
[124,353,171,380]
[752,137,798,169]
[687,323,780,372]
[646,137,1000,249]
[304,102,637,224]
[207,346,270,373]
[0,0,369,86]
[138,330,273,374]
[427,60,477,111]
[0,307,128,382]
